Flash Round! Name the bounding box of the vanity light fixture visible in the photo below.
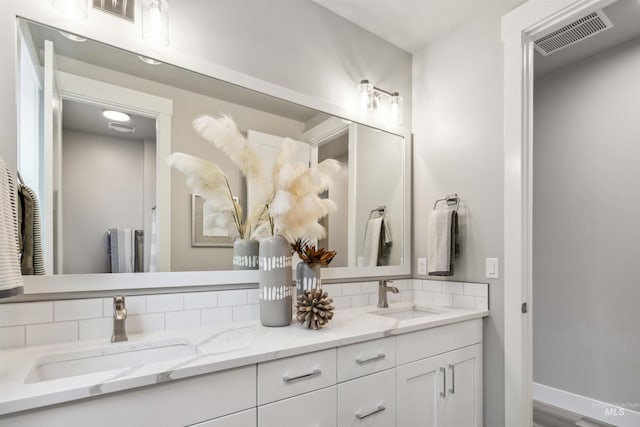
[357,79,403,125]
[103,110,131,122]
[52,0,88,20]
[138,55,163,65]
[58,31,87,42]
[142,0,170,47]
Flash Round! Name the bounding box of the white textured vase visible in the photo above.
[258,235,292,327]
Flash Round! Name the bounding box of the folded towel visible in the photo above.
[0,157,24,298]
[363,217,383,267]
[427,209,458,276]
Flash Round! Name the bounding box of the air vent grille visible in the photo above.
[108,122,136,134]
[534,10,613,56]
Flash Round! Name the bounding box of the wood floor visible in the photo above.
[533,401,616,427]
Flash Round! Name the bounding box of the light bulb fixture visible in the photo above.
[103,110,130,122]
[357,79,403,125]
[52,0,88,20]
[142,0,170,47]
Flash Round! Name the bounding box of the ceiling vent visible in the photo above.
[534,10,613,56]
[108,122,136,134]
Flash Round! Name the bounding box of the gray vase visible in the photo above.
[233,239,259,270]
[296,262,321,296]
[258,235,292,327]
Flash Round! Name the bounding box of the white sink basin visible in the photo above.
[372,306,441,320]
[25,338,200,383]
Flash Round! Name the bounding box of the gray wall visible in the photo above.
[533,37,640,406]
[412,2,524,425]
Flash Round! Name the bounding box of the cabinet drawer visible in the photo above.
[396,319,482,365]
[189,408,256,427]
[337,369,396,427]
[337,337,395,382]
[258,348,336,405]
[258,386,337,427]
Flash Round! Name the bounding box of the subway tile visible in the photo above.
[0,302,53,327]
[475,296,489,311]
[342,283,361,296]
[414,291,433,305]
[360,281,379,293]
[79,318,112,341]
[218,290,247,307]
[387,292,402,304]
[247,289,260,305]
[452,295,476,309]
[0,326,25,350]
[166,310,201,330]
[464,283,488,297]
[146,294,184,313]
[400,290,413,302]
[27,321,78,346]
[422,281,442,293]
[368,294,379,306]
[201,307,233,326]
[351,294,369,308]
[232,304,260,322]
[55,299,103,321]
[393,279,411,291]
[433,293,453,307]
[412,279,423,290]
[102,296,146,317]
[322,284,342,297]
[127,313,165,334]
[332,296,352,310]
[184,291,218,310]
[441,282,464,295]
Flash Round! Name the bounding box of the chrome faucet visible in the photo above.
[111,295,128,342]
[377,280,399,308]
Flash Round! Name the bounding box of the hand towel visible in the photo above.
[0,157,24,298]
[17,183,45,275]
[108,228,135,273]
[363,217,383,267]
[427,209,458,276]
[378,218,393,265]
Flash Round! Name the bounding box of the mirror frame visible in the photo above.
[2,2,412,297]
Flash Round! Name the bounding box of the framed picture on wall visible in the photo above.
[93,0,135,22]
[191,194,234,247]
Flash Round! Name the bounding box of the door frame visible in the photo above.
[501,0,616,425]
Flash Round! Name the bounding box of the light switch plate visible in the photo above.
[485,258,499,279]
[417,258,427,275]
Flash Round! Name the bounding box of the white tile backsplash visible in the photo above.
[0,280,488,350]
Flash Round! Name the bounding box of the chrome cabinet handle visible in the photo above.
[355,353,386,365]
[356,404,386,420]
[448,364,455,394]
[283,369,321,383]
[440,367,446,398]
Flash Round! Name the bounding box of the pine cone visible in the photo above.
[295,288,334,330]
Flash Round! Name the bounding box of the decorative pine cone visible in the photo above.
[295,288,334,330]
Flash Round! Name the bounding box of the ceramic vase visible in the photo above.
[232,239,259,270]
[258,235,292,327]
[296,262,321,296]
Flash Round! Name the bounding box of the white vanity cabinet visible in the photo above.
[396,320,483,427]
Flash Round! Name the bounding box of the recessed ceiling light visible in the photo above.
[58,31,87,42]
[103,110,130,122]
[138,55,162,65]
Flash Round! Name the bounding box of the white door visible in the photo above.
[43,40,63,274]
[443,344,482,427]
[396,353,446,426]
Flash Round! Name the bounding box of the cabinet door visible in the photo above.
[337,369,396,426]
[258,386,337,427]
[443,344,482,427]
[396,353,447,427]
[189,409,256,427]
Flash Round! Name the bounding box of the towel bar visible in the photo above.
[433,194,460,211]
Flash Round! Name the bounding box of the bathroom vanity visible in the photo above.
[0,302,486,426]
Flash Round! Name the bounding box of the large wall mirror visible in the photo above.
[14,18,410,294]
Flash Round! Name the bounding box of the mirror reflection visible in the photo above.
[16,19,405,275]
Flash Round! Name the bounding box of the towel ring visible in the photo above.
[433,194,459,211]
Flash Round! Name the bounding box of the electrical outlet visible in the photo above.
[417,258,427,275]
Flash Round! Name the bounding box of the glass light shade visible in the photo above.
[52,0,87,20]
[391,93,403,125]
[142,0,170,47]
[358,79,374,111]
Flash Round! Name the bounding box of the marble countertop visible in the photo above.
[0,302,488,415]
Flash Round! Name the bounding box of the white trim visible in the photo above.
[534,383,640,427]
[502,0,618,425]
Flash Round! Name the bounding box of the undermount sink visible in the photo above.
[372,305,441,320]
[25,338,200,383]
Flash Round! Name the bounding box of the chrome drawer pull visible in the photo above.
[355,404,386,420]
[440,367,446,398]
[355,353,386,365]
[283,369,321,383]
[448,364,455,394]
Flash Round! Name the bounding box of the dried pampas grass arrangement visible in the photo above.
[169,114,340,243]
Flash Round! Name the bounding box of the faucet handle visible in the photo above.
[113,295,127,319]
